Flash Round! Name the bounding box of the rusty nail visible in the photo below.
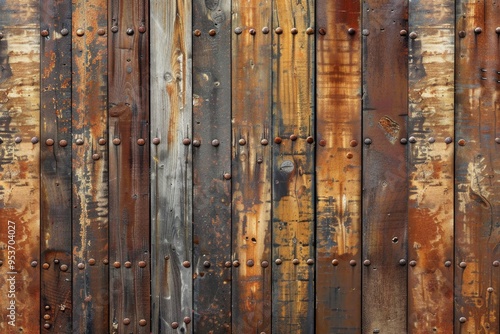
[31,137,39,144]
[45,305,50,310]
[183,261,191,268]
[42,263,50,269]
[459,317,466,323]
[112,138,121,145]
[76,138,84,145]
[261,261,269,268]
[275,27,283,34]
[212,139,220,147]
[409,136,417,143]
[350,140,358,147]
[474,27,482,34]
[44,314,51,320]
[182,138,191,145]
[223,173,231,180]
[249,28,256,35]
[409,31,418,39]
[171,322,179,329]
[290,134,298,141]
[137,138,146,146]
[97,28,105,36]
[400,138,408,145]
[399,29,407,36]
[233,260,240,267]
[60,264,68,271]
[362,29,370,36]
[274,137,282,144]
[234,27,242,35]
[275,259,283,265]
[139,319,147,326]
[54,259,60,264]
[458,30,466,38]
[306,259,314,265]
[306,27,314,35]
[399,259,407,266]
[306,136,314,144]
[138,26,146,33]
[261,138,268,146]
[31,261,38,267]
[332,259,339,266]
[184,317,191,324]
[318,28,326,35]
[262,27,270,34]
[445,137,452,144]
[125,261,132,268]
[292,259,300,265]
[203,261,210,268]
[44,323,51,329]
[496,27,500,34]
[123,318,131,325]
[103,259,109,265]
[138,261,147,268]
[113,262,121,268]
[126,28,134,35]
[444,260,452,267]
[346,152,354,159]
[494,260,500,267]
[153,137,161,145]
[247,259,254,267]
[92,153,100,160]
[363,259,371,266]
[239,138,246,145]
[364,138,372,145]
[348,28,356,35]
[0,32,3,39]
[41,29,49,37]
[495,138,500,144]
[319,139,326,147]
[194,29,201,36]
[291,28,298,35]
[224,261,232,268]
[88,258,96,265]
[409,260,417,267]
[459,261,467,268]
[209,29,216,36]
[76,28,85,36]
[458,139,466,146]
[45,138,54,146]
[488,287,494,293]
[257,158,263,164]
[76,262,84,269]
[192,139,201,147]
[15,137,22,143]
[349,260,357,266]
[428,137,435,143]
[111,26,118,33]
[98,138,106,145]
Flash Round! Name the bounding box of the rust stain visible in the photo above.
[378,116,400,144]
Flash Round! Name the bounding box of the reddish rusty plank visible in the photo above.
[271,1,315,332]
[455,0,500,332]
[231,0,272,333]
[361,0,408,332]
[407,1,455,332]
[192,0,232,332]
[0,1,40,332]
[315,1,362,333]
[40,0,72,332]
[71,0,109,332]
[108,1,150,332]
[150,1,192,332]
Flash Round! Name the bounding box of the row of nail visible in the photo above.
[37,26,146,37]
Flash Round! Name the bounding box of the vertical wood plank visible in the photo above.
[231,0,272,333]
[71,0,109,332]
[192,0,232,332]
[0,1,40,332]
[108,0,150,332]
[150,0,192,332]
[40,0,72,332]
[315,1,362,333]
[271,1,315,332]
[407,0,455,332]
[455,0,500,332]
[361,0,408,332]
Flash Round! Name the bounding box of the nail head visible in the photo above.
[76,28,85,36]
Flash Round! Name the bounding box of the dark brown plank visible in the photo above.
[192,0,232,332]
[361,0,408,332]
[0,1,40,332]
[407,0,455,332]
[315,1,362,333]
[71,0,109,332]
[40,0,73,332]
[150,1,193,332]
[271,1,315,332]
[108,1,150,333]
[231,0,272,333]
[455,0,500,332]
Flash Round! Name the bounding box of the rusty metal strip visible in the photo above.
[271,1,315,332]
[315,1,362,332]
[407,1,455,332]
[231,0,272,332]
[108,0,150,332]
[150,1,193,332]
[191,0,232,332]
[0,1,40,332]
[361,1,408,332]
[40,0,73,332]
[455,0,500,331]
[71,0,109,332]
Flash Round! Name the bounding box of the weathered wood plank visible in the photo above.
[407,1,455,332]
[361,0,408,332]
[0,1,40,332]
[315,1,362,333]
[150,0,192,332]
[231,0,272,333]
[71,0,109,332]
[40,0,72,332]
[108,0,150,333]
[271,1,315,332]
[455,0,500,332]
[192,0,232,332]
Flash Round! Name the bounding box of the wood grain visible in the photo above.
[0,1,40,332]
[231,0,272,333]
[361,0,408,332]
[150,0,193,332]
[315,1,362,333]
[271,1,315,332]
[40,0,72,332]
[455,0,500,332]
[71,0,109,332]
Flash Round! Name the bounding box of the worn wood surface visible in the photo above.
[108,0,150,333]
[271,1,315,333]
[150,1,192,333]
[315,1,362,333]
[40,0,72,332]
[455,0,500,332]
[71,0,109,332]
[407,1,455,332]
[192,0,232,332]
[231,0,272,333]
[0,0,40,333]
[362,0,408,332]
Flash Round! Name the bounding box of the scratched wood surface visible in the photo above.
[40,0,72,332]
[108,0,150,333]
[231,0,272,333]
[455,0,500,332]
[315,1,362,333]
[407,1,455,333]
[0,0,40,333]
[271,1,315,333]
[192,0,232,332]
[362,0,408,332]
[150,0,192,333]
[71,0,109,332]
